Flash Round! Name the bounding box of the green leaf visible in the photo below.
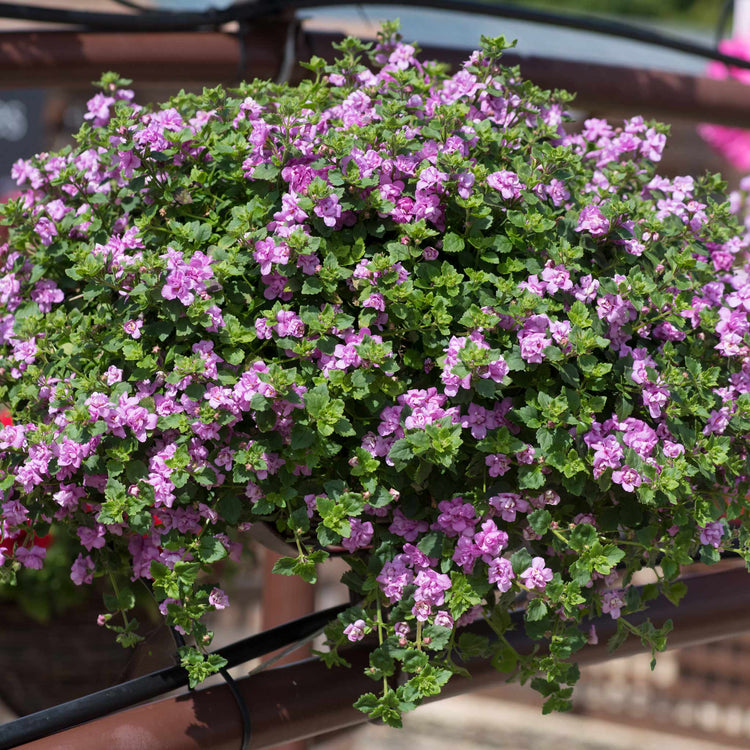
[447,571,482,619]
[125,459,148,483]
[422,624,452,650]
[369,644,396,678]
[252,162,279,181]
[527,509,552,536]
[443,232,465,253]
[353,692,379,713]
[316,523,341,547]
[402,649,429,672]
[197,536,227,564]
[569,523,598,551]
[417,531,443,558]
[387,438,413,467]
[700,545,721,565]
[217,495,242,525]
[511,548,533,575]
[103,586,136,613]
[409,666,452,697]
[271,553,319,584]
[272,556,297,576]
[302,277,323,294]
[526,598,548,622]
[601,544,625,570]
[354,690,403,728]
[662,580,687,606]
[518,464,545,490]
[491,643,518,673]
[304,384,329,419]
[457,633,491,658]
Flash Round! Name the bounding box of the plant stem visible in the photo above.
[293,528,304,557]
[109,569,130,629]
[550,527,569,546]
[376,595,388,695]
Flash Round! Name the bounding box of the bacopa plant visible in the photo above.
[1,23,750,722]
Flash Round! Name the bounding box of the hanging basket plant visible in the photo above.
[1,23,750,722]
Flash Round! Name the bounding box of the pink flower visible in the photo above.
[388,509,428,542]
[540,263,572,294]
[16,544,46,570]
[71,553,95,585]
[77,523,106,551]
[663,440,684,458]
[433,610,454,629]
[642,382,670,419]
[699,36,750,170]
[362,292,385,311]
[274,310,304,338]
[412,601,432,622]
[473,519,508,562]
[518,331,551,363]
[485,453,510,477]
[592,435,623,477]
[575,274,600,303]
[162,269,194,306]
[488,556,515,592]
[515,446,536,465]
[11,338,37,365]
[123,319,143,339]
[253,238,289,275]
[433,497,477,538]
[699,521,724,548]
[519,274,546,296]
[314,194,342,227]
[344,618,367,642]
[341,518,374,553]
[520,557,553,590]
[601,590,625,619]
[394,621,409,638]
[452,535,480,573]
[31,279,64,313]
[461,403,491,439]
[377,558,413,602]
[413,568,452,606]
[487,170,523,200]
[489,492,529,522]
[104,366,123,385]
[611,465,642,492]
[576,204,609,236]
[209,587,230,610]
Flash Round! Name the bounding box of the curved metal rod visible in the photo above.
[0,601,349,750]
[0,0,749,71]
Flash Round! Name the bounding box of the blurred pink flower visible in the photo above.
[699,37,750,170]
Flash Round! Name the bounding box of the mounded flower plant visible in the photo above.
[2,24,750,722]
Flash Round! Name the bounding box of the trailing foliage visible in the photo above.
[1,23,749,719]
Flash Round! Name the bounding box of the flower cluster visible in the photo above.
[0,26,749,720]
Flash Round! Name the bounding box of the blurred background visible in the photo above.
[2,2,750,748]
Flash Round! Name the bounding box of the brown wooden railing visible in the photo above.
[2,13,750,749]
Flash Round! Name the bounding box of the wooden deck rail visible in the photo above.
[0,26,747,126]
[11,566,750,750]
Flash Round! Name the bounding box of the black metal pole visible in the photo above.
[0,602,348,750]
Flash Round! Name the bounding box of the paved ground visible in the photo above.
[315,694,736,750]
